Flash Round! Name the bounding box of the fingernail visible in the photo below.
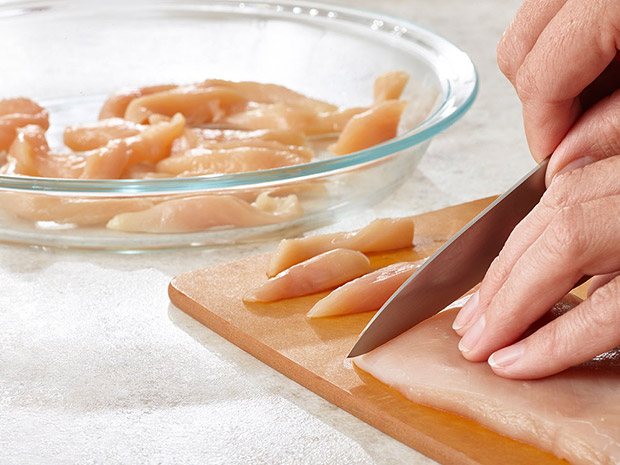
[452,291,479,331]
[458,314,485,354]
[488,341,525,369]
[553,156,596,179]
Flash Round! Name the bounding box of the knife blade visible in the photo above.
[347,159,549,358]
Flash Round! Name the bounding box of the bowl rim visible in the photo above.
[0,0,478,195]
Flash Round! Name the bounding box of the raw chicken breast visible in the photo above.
[268,217,414,277]
[3,125,84,178]
[2,114,184,180]
[243,249,370,303]
[307,260,424,318]
[223,104,367,136]
[354,298,620,465]
[106,192,303,233]
[80,113,185,179]
[199,79,337,113]
[124,85,246,124]
[121,163,171,179]
[373,71,409,103]
[0,98,49,153]
[329,100,407,155]
[63,118,143,151]
[156,143,312,176]
[171,128,308,156]
[98,84,178,120]
[0,192,157,226]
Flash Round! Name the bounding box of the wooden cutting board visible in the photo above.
[169,197,571,465]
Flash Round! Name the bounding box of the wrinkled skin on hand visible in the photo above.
[453,0,620,379]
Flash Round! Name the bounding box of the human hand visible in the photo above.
[495,0,620,185]
[452,156,620,379]
[451,0,620,379]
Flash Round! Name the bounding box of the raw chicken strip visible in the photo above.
[373,71,409,103]
[171,128,308,156]
[121,163,171,179]
[64,118,143,151]
[0,98,49,153]
[2,114,184,179]
[329,100,407,155]
[98,84,178,120]
[0,192,157,225]
[200,79,338,113]
[156,143,312,176]
[80,113,185,179]
[124,85,246,124]
[106,192,303,233]
[268,217,414,277]
[307,260,424,318]
[3,125,84,178]
[223,104,367,136]
[243,249,370,303]
[354,298,620,465]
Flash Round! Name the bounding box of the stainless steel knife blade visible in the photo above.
[347,160,548,358]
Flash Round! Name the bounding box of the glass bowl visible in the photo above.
[0,0,477,250]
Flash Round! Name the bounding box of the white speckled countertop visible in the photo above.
[1,0,530,463]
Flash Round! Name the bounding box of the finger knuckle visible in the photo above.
[541,168,583,209]
[532,322,565,358]
[542,206,586,259]
[496,34,519,80]
[514,64,540,102]
[485,254,511,289]
[587,277,620,329]
[595,103,620,158]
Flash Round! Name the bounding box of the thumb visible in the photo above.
[546,88,620,186]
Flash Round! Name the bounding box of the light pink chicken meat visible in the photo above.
[106,192,303,233]
[244,248,370,303]
[373,71,409,104]
[307,260,424,318]
[0,98,50,155]
[268,217,415,277]
[170,128,308,156]
[354,297,620,465]
[329,100,407,156]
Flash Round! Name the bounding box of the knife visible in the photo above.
[347,160,549,358]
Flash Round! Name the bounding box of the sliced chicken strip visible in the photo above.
[0,192,158,226]
[244,249,370,303]
[80,113,185,179]
[3,125,84,178]
[171,128,308,156]
[0,97,49,154]
[157,143,312,176]
[223,103,367,136]
[124,85,246,124]
[329,100,407,155]
[373,71,409,103]
[200,79,338,112]
[106,192,303,233]
[307,260,424,318]
[64,118,143,151]
[98,84,178,120]
[268,217,414,277]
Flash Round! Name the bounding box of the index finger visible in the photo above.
[514,0,620,161]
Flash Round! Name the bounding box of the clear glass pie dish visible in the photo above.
[0,0,477,250]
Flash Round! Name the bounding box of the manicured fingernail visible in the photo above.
[458,314,485,354]
[452,291,479,331]
[488,341,525,369]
